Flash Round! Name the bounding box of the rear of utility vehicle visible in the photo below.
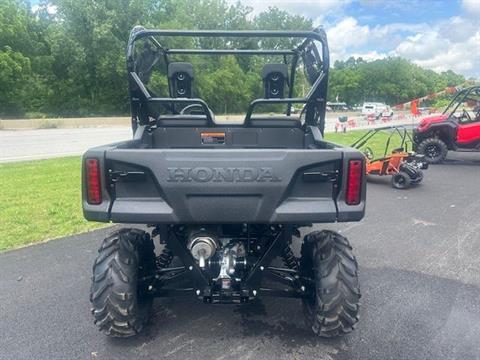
[83,128,365,225]
[82,27,366,339]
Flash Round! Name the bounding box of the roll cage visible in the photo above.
[443,86,480,118]
[351,125,415,160]
[126,26,330,134]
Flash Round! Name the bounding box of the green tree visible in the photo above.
[0,0,469,117]
[329,57,465,106]
[197,56,251,113]
[0,47,31,114]
[0,0,53,115]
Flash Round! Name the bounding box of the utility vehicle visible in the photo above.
[352,126,428,189]
[414,86,480,163]
[82,27,366,338]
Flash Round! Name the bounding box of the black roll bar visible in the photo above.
[126,27,329,75]
[165,49,298,56]
[245,98,308,124]
[443,86,480,116]
[127,26,330,131]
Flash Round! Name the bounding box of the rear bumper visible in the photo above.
[82,142,366,224]
[94,197,341,224]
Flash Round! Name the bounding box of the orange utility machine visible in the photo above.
[351,126,429,189]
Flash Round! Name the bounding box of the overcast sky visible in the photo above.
[236,0,480,78]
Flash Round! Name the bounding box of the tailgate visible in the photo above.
[83,146,365,224]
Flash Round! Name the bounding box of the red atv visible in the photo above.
[413,86,480,163]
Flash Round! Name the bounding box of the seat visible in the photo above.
[249,116,302,128]
[157,115,209,127]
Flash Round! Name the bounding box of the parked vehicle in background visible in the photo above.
[418,107,432,115]
[381,105,394,117]
[362,102,393,118]
[352,126,428,189]
[414,86,480,163]
[326,101,348,111]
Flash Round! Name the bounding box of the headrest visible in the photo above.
[261,63,288,80]
[168,62,194,98]
[262,63,288,99]
[168,62,194,79]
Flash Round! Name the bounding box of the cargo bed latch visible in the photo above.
[302,170,338,183]
[108,169,146,183]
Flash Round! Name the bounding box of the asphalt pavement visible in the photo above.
[1,154,479,360]
[0,115,415,162]
[0,127,132,163]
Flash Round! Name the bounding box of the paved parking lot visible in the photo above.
[0,154,479,360]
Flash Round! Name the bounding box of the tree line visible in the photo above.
[330,57,466,107]
[0,0,467,118]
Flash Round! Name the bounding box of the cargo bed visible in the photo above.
[82,130,365,224]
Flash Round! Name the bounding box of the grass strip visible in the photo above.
[0,157,107,251]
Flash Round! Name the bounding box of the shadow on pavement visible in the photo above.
[105,266,480,360]
[444,152,480,165]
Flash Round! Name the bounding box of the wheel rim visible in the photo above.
[395,175,405,186]
[425,144,440,158]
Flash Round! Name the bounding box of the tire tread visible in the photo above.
[417,138,448,163]
[301,230,361,338]
[90,228,154,337]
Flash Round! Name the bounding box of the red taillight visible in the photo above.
[346,159,363,205]
[86,158,102,205]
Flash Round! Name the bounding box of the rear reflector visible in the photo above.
[86,158,102,205]
[346,160,363,205]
